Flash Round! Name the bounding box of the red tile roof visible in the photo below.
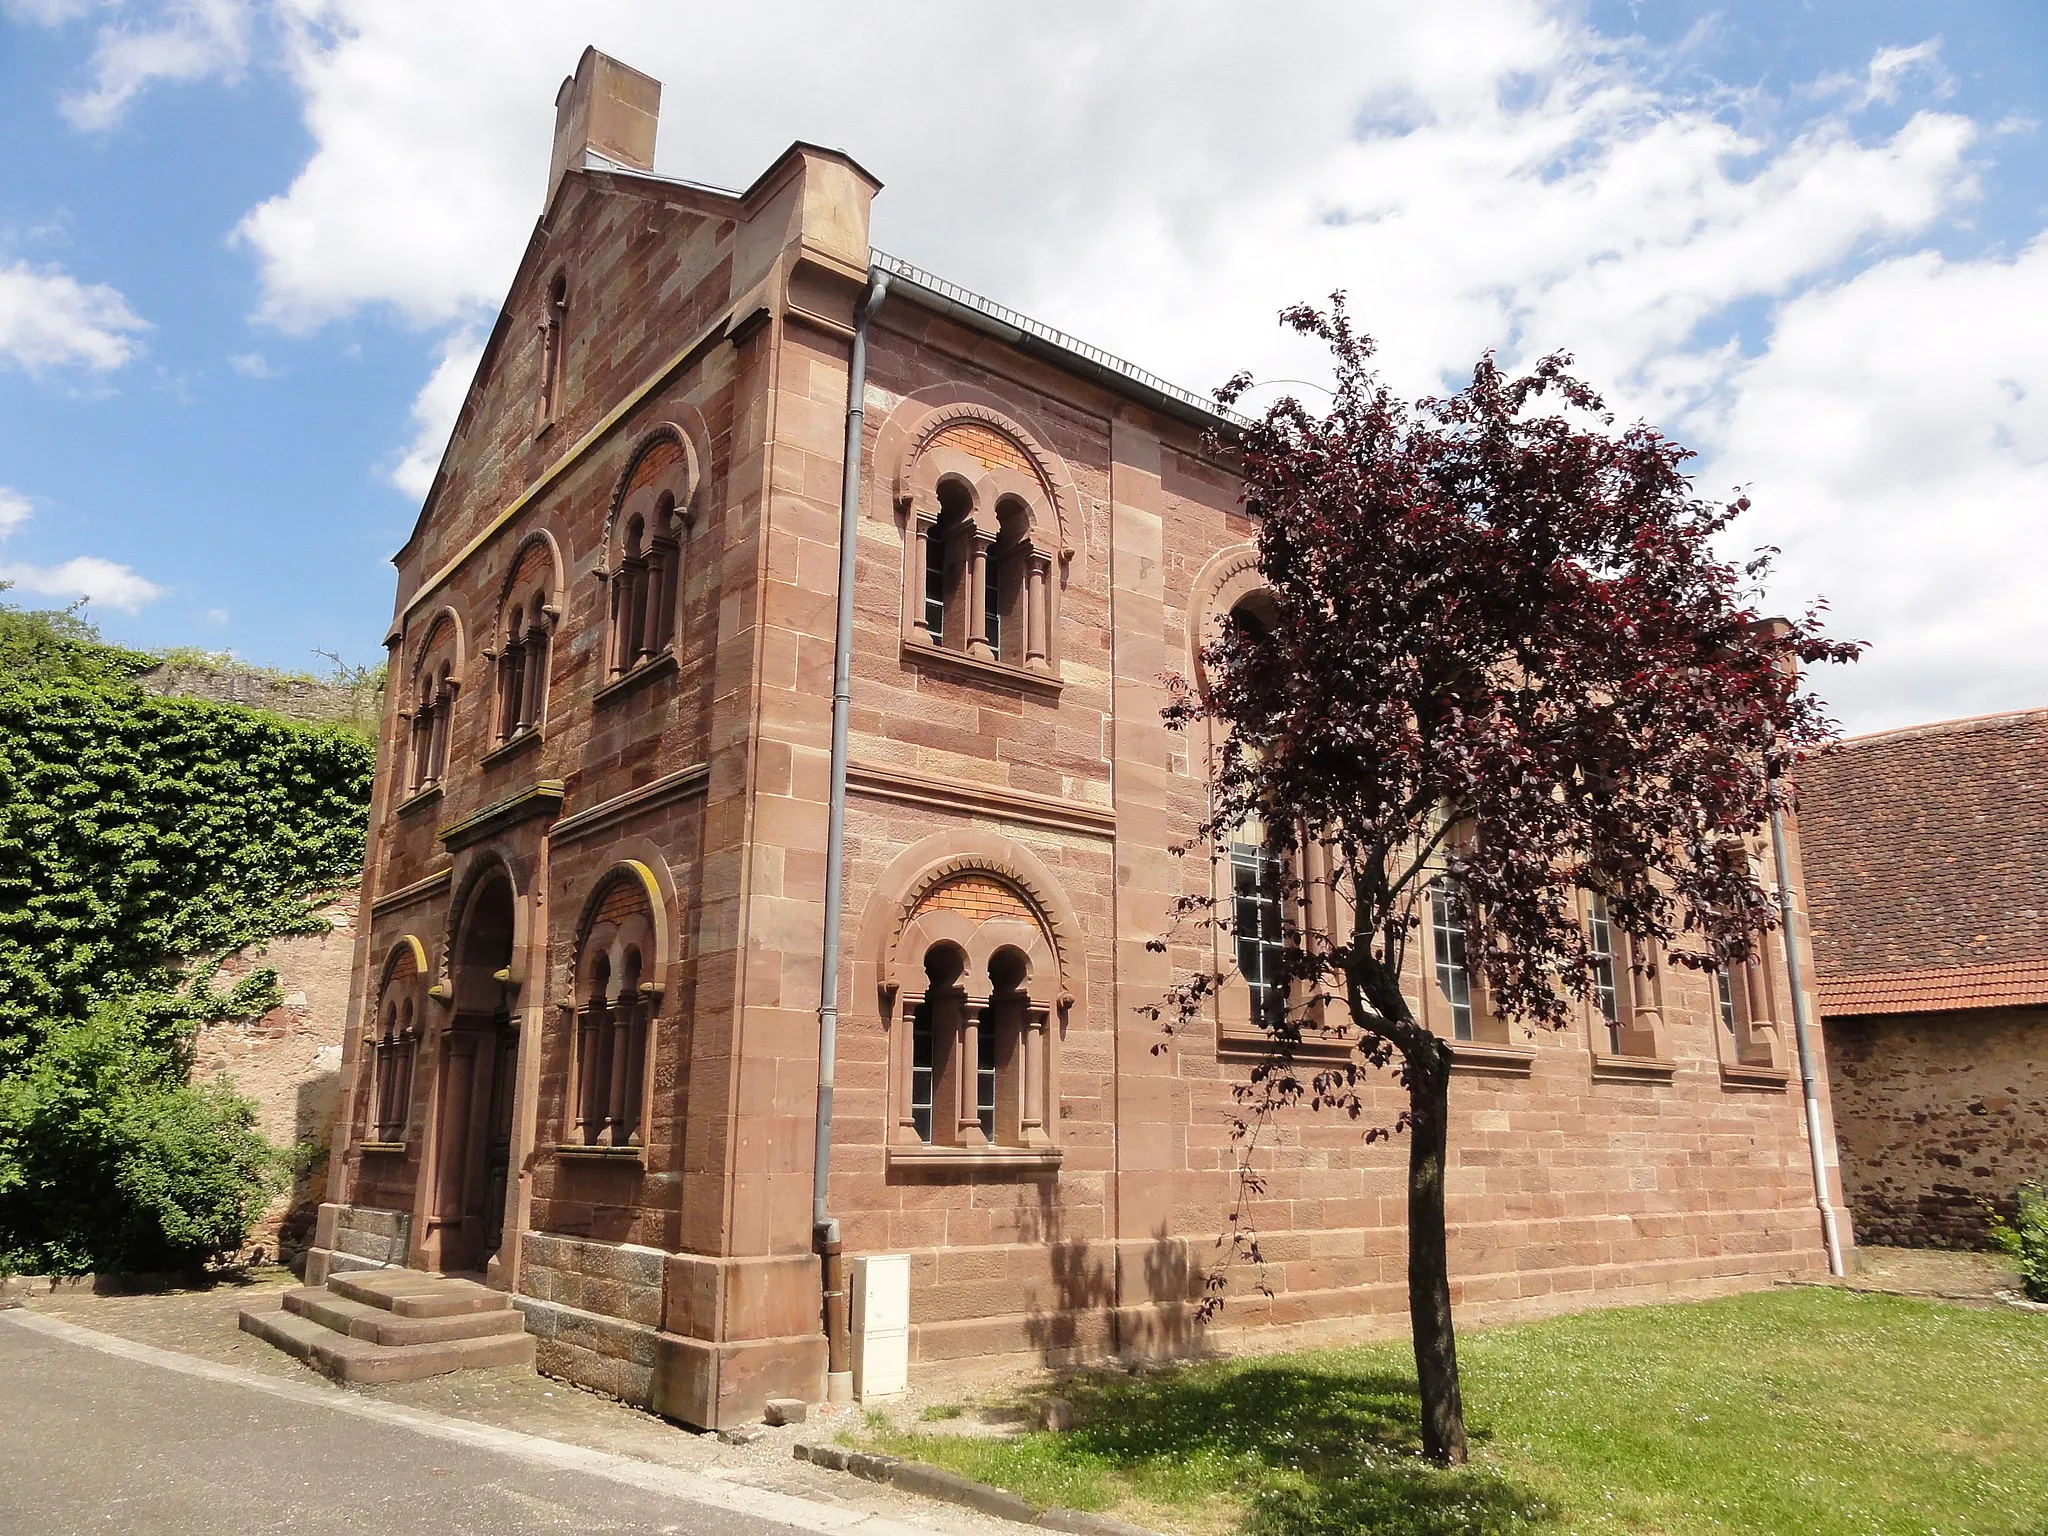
[1796,707,2048,1017]
[1817,957,2048,1017]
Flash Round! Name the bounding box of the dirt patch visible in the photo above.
[1847,1244,2023,1299]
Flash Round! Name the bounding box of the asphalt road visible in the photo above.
[0,1310,914,1536]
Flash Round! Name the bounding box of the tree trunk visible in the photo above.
[1406,1035,1468,1465]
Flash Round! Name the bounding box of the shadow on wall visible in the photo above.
[1011,1177,1207,1365]
[277,1067,341,1272]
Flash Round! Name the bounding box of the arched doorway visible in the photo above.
[430,869,519,1276]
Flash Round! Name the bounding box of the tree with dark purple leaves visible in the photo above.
[1157,298,1859,1466]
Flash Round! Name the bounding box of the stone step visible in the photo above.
[238,1297,535,1386]
[328,1269,513,1319]
[282,1286,527,1347]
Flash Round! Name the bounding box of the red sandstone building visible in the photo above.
[1799,708,2048,1248]
[310,50,1849,1427]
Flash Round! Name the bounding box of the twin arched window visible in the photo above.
[916,481,1051,669]
[494,543,555,745]
[890,875,1058,1153]
[607,495,679,678]
[901,419,1062,677]
[369,942,425,1144]
[407,622,459,795]
[569,871,660,1149]
[604,432,695,685]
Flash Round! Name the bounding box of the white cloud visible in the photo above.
[0,484,165,612]
[225,8,2024,729]
[0,554,165,611]
[62,0,252,131]
[228,349,273,377]
[389,326,484,502]
[3,0,106,24]
[0,487,32,538]
[0,259,148,372]
[204,606,229,624]
[1718,236,2048,730]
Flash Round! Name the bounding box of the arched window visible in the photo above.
[493,538,556,746]
[604,440,691,688]
[536,272,567,431]
[405,618,460,796]
[568,870,662,1149]
[1582,890,1667,1059]
[368,941,425,1146]
[1716,943,1782,1067]
[889,875,1057,1153]
[899,415,1064,679]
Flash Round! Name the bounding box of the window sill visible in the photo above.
[887,1144,1062,1173]
[358,1141,408,1156]
[481,728,544,771]
[1450,1040,1538,1077]
[554,1143,646,1166]
[1589,1053,1678,1084]
[901,637,1062,697]
[593,648,678,708]
[1720,1061,1791,1090]
[1217,1027,1357,1060]
[393,784,442,819]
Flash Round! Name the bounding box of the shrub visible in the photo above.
[1989,1183,2048,1302]
[0,988,286,1275]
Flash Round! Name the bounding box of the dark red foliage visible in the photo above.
[1162,296,1859,1464]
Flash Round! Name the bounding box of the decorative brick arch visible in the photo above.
[566,854,674,998]
[601,415,707,560]
[379,934,429,988]
[1185,541,1268,698]
[495,528,566,615]
[878,390,1079,563]
[436,845,532,1004]
[855,830,1085,1021]
[409,605,466,682]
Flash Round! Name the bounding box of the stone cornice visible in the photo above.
[846,760,1113,839]
[437,781,566,852]
[548,762,711,845]
[368,866,453,919]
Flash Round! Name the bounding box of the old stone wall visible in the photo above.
[513,1232,665,1405]
[193,889,359,1262]
[139,661,380,730]
[1824,1007,2048,1247]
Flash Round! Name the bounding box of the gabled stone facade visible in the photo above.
[315,48,1848,1429]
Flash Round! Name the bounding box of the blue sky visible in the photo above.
[1,1,2044,732]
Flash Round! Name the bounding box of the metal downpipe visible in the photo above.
[813,267,889,1401]
[1771,804,1846,1278]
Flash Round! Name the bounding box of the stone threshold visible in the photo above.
[795,1442,1162,1536]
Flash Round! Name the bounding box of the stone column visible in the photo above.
[967,533,995,659]
[1021,1002,1050,1147]
[893,991,925,1143]
[1623,933,1667,1057]
[1025,555,1050,671]
[957,997,989,1145]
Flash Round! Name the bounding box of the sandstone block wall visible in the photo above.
[1825,1007,2048,1247]
[514,1232,665,1405]
[192,890,359,1261]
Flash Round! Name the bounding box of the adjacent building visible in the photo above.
[311,48,1847,1429]
[1799,707,2048,1248]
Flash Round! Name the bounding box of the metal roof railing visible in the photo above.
[870,249,1250,429]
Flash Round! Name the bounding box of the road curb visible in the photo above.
[794,1442,1163,1535]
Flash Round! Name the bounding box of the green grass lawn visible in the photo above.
[856,1287,2048,1535]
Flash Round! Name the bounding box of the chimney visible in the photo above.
[546,47,661,209]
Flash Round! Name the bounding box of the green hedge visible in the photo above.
[0,676,375,1071]
[0,984,289,1274]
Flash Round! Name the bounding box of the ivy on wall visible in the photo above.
[0,676,376,1071]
